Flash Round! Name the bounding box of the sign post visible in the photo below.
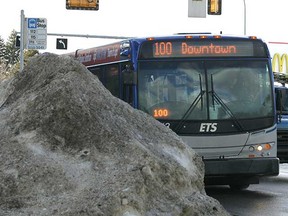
[20,10,25,72]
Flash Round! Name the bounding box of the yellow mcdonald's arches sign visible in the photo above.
[272,53,288,73]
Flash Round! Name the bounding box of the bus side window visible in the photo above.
[105,65,120,97]
[89,65,120,98]
[90,67,103,81]
[122,64,136,106]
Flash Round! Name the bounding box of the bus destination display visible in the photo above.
[154,41,255,58]
[139,40,266,58]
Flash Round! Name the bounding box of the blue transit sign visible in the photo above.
[28,18,37,28]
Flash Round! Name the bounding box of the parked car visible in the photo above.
[275,81,288,163]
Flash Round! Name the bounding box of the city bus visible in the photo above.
[68,34,279,189]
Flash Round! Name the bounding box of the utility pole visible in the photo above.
[20,10,25,72]
[243,0,246,35]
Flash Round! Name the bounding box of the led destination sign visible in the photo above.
[155,42,237,57]
[139,39,267,58]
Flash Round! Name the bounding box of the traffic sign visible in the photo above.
[25,18,47,50]
[188,0,206,18]
[56,38,68,50]
[66,0,99,10]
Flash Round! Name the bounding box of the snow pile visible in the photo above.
[0,54,229,215]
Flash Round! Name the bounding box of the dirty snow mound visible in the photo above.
[0,53,230,215]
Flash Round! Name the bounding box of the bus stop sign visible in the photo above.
[25,18,47,50]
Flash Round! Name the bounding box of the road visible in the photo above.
[205,163,288,216]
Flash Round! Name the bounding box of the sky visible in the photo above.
[1,0,288,56]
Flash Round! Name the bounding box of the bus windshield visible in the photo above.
[138,60,273,132]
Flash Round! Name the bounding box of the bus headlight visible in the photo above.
[249,146,255,152]
[255,143,273,151]
[256,145,263,151]
[247,142,274,157]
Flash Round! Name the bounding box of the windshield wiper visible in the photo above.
[210,74,244,132]
[175,75,204,133]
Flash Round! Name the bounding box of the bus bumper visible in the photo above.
[204,157,279,185]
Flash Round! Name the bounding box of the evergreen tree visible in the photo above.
[4,30,20,68]
[3,47,39,77]
[0,36,5,64]
[0,31,39,77]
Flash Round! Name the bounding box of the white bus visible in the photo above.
[69,34,279,189]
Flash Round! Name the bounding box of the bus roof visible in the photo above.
[72,34,267,67]
[128,34,263,43]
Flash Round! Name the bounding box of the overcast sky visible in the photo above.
[1,0,287,55]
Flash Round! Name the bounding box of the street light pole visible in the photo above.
[243,0,246,35]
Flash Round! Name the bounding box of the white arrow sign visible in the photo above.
[59,40,66,49]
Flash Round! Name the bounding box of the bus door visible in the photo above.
[122,64,137,107]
